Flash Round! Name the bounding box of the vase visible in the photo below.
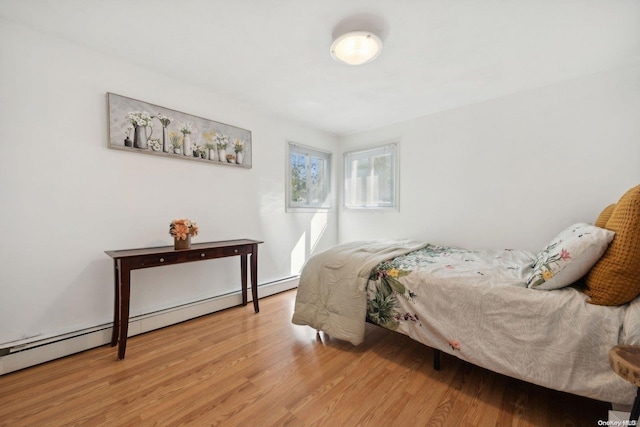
[236,151,244,165]
[133,125,148,149]
[208,149,217,161]
[162,128,169,153]
[218,148,227,162]
[183,134,192,156]
[174,146,182,154]
[174,235,191,250]
[124,137,132,148]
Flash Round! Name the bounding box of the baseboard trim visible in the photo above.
[0,277,299,375]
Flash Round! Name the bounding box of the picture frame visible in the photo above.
[107,93,252,168]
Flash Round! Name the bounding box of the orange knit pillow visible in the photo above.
[595,204,616,229]
[585,185,640,305]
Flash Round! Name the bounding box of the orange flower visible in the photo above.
[172,224,189,240]
[170,218,198,240]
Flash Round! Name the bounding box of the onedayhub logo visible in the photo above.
[598,420,637,426]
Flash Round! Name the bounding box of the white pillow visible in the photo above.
[526,223,615,290]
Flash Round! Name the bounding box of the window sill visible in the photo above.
[286,206,332,213]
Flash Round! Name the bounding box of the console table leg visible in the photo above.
[241,254,248,306]
[110,260,120,347]
[251,245,259,313]
[118,264,131,360]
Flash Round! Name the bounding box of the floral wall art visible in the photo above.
[107,93,252,168]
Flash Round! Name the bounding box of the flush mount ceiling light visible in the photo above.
[330,31,382,66]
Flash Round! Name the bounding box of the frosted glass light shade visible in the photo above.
[330,31,382,65]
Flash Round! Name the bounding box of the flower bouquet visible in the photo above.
[179,121,193,135]
[233,138,245,164]
[127,111,153,149]
[155,113,172,128]
[169,132,183,154]
[127,111,152,127]
[170,218,199,250]
[215,134,229,149]
[215,134,229,162]
[179,122,194,156]
[233,139,244,153]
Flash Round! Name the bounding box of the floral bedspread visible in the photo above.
[365,244,640,405]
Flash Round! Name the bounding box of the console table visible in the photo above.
[105,239,262,359]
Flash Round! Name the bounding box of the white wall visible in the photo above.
[0,20,338,347]
[338,63,640,252]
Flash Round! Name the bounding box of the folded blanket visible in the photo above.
[291,240,427,344]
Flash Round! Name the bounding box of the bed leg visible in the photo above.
[433,349,441,371]
[630,388,640,424]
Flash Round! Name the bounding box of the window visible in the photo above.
[287,142,332,211]
[344,143,398,209]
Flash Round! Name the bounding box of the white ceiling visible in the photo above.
[1,0,639,135]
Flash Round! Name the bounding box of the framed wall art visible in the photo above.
[107,93,252,168]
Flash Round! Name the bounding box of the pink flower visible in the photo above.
[560,249,571,261]
[448,339,461,351]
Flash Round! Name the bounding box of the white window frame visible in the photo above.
[343,143,398,210]
[286,142,332,212]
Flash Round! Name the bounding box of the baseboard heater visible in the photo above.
[0,277,298,375]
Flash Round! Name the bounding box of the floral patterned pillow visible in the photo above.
[526,223,615,290]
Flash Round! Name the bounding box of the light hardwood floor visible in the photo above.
[0,289,610,426]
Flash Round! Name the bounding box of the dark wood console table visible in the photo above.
[105,239,262,359]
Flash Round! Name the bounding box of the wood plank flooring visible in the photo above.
[0,289,610,426]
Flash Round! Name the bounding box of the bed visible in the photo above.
[292,185,640,406]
